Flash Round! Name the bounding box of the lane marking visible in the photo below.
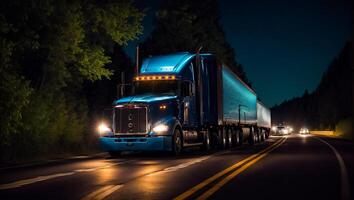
[314,137,351,200]
[0,172,75,190]
[196,137,287,200]
[81,185,123,200]
[174,137,286,200]
[147,156,212,177]
[0,160,133,190]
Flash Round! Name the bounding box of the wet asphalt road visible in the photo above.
[0,134,353,200]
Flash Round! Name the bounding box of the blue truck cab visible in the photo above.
[100,52,211,155]
[99,52,271,156]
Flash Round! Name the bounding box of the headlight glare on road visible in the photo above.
[153,124,169,133]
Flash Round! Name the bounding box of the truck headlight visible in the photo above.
[98,123,111,134]
[152,124,169,133]
[272,126,277,131]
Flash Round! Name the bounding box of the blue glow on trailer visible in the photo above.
[222,66,257,124]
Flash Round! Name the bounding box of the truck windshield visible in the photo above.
[133,80,180,96]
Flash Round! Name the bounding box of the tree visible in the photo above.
[141,0,251,85]
[0,0,144,161]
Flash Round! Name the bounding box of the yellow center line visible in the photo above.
[174,137,286,200]
[196,137,287,200]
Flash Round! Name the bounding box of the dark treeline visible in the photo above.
[0,0,250,162]
[272,42,353,137]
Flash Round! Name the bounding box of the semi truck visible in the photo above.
[98,52,271,156]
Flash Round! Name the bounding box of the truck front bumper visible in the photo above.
[99,136,172,152]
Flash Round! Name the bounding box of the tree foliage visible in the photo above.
[141,0,251,85]
[0,0,143,162]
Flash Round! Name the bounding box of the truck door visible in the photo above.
[181,81,193,126]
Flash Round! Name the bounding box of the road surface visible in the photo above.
[0,134,353,200]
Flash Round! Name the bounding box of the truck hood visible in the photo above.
[114,94,177,104]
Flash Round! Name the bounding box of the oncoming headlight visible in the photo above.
[272,126,277,131]
[152,124,169,133]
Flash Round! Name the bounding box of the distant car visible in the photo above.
[271,126,290,135]
[299,128,309,134]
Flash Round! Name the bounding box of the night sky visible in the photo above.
[126,0,353,107]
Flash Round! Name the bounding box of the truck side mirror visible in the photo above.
[182,82,192,97]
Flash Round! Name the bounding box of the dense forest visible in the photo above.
[0,0,250,163]
[272,42,353,138]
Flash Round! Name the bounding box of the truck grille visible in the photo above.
[114,106,147,134]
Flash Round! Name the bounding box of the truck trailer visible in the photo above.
[99,52,271,155]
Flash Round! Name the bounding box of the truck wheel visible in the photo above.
[248,130,255,145]
[226,128,232,148]
[231,128,237,147]
[237,129,243,146]
[218,128,226,149]
[265,130,270,139]
[109,151,121,157]
[172,128,183,155]
[261,131,265,142]
[201,130,211,151]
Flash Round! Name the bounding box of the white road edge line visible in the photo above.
[81,185,123,200]
[314,136,351,200]
[0,172,75,190]
[0,160,133,190]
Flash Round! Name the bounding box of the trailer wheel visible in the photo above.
[260,130,265,142]
[172,128,183,155]
[201,130,211,152]
[226,128,232,148]
[230,128,236,147]
[248,129,255,145]
[109,151,121,157]
[265,130,270,139]
[218,128,226,149]
[237,129,243,146]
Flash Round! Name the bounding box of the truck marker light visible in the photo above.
[135,75,177,81]
[159,104,167,110]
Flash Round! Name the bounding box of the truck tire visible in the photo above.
[201,130,211,151]
[248,129,255,145]
[226,128,232,148]
[109,151,121,157]
[261,130,265,142]
[230,128,236,147]
[218,128,226,149]
[172,128,183,155]
[237,129,243,146]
